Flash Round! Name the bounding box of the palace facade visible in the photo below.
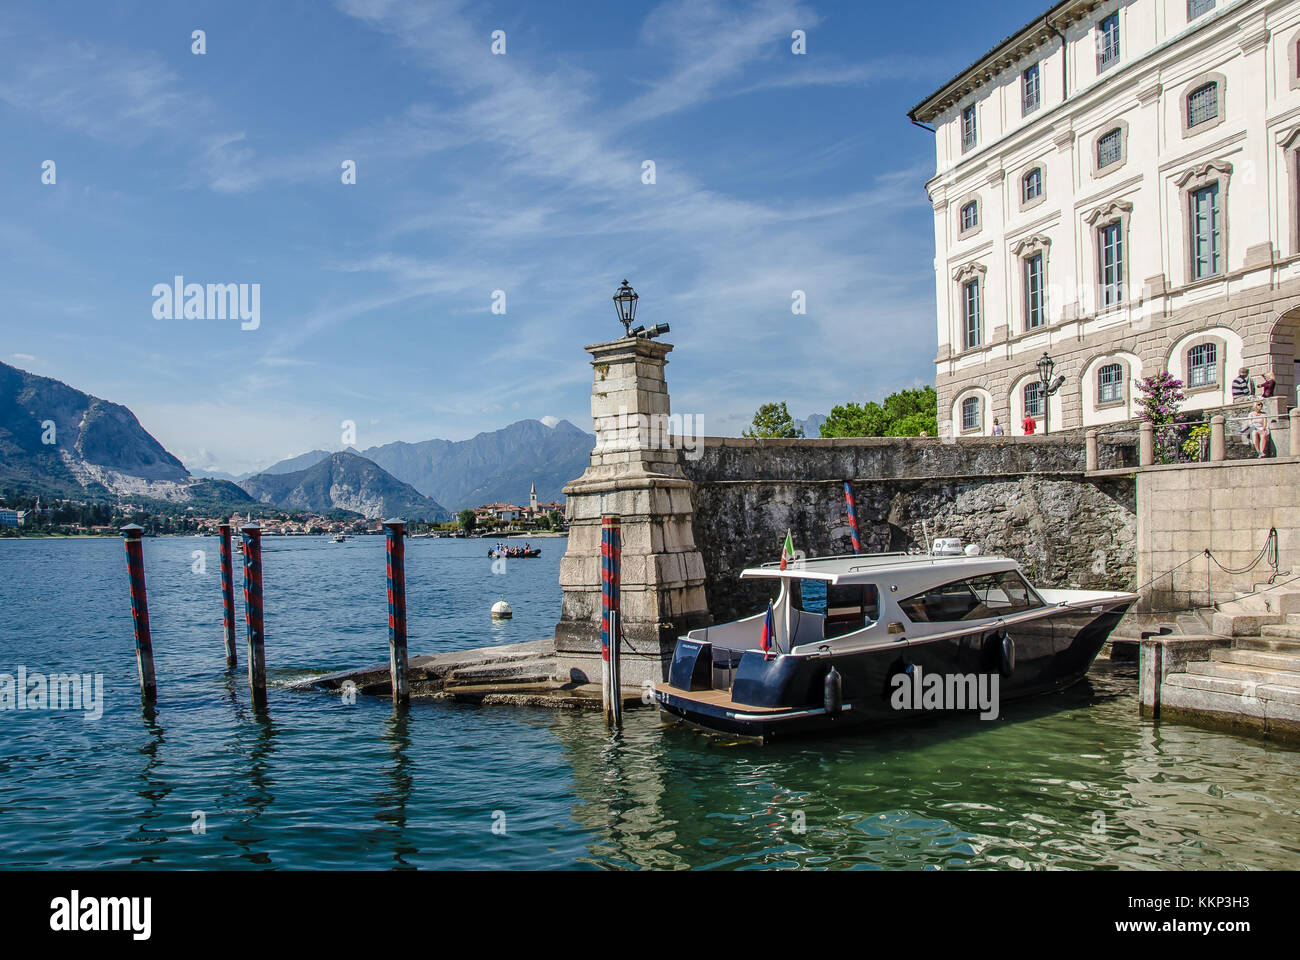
[908,0,1300,435]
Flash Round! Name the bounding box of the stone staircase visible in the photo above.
[1154,584,1300,741]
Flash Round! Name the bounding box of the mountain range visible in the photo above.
[240,452,449,521]
[1,360,595,518]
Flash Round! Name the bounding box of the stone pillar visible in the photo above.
[1085,430,1098,472]
[1139,422,1154,466]
[555,337,709,687]
[1291,407,1300,457]
[1210,415,1225,462]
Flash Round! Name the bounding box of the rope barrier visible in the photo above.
[1132,526,1286,614]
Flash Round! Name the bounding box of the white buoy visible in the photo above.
[491,599,513,620]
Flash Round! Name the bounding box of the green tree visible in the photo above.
[743,402,804,438]
[458,509,477,534]
[820,386,938,438]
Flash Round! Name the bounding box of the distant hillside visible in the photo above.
[245,419,595,510]
[796,414,826,438]
[0,360,250,507]
[241,451,449,521]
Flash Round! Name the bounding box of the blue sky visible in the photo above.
[0,0,1047,475]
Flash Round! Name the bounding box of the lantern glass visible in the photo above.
[613,280,638,331]
[1036,352,1054,384]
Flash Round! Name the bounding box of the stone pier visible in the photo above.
[554,336,709,686]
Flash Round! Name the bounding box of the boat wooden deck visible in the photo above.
[654,683,787,713]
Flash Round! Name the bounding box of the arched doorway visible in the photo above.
[1268,308,1300,407]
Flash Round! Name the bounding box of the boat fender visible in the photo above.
[1000,633,1015,676]
[823,666,843,716]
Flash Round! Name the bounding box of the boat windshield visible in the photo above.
[793,579,880,639]
[899,570,1043,623]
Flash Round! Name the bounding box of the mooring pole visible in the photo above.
[218,522,238,668]
[122,524,157,704]
[601,515,622,726]
[384,518,409,704]
[240,522,267,711]
[843,480,861,554]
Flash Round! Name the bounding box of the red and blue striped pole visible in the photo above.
[843,480,861,555]
[384,518,409,704]
[240,522,267,711]
[218,522,237,668]
[122,524,157,704]
[601,515,622,725]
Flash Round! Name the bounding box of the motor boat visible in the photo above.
[655,541,1136,741]
[489,547,541,558]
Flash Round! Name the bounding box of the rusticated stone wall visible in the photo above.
[679,436,1137,623]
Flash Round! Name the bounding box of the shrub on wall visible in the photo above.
[1135,371,1189,464]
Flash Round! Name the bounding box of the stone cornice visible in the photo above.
[1084,198,1134,226]
[1174,160,1233,188]
[1135,78,1163,106]
[952,261,988,284]
[1237,24,1270,55]
[1010,235,1053,257]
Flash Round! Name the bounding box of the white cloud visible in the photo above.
[540,416,559,428]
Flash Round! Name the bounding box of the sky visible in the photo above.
[0,0,1049,475]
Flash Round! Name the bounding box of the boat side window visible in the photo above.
[824,583,879,639]
[900,571,1043,623]
[792,578,827,615]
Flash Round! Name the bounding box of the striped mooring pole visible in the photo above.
[383,518,409,704]
[240,522,267,710]
[217,523,238,668]
[601,515,622,726]
[843,480,861,555]
[121,524,157,704]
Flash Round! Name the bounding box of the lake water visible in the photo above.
[1,535,1298,870]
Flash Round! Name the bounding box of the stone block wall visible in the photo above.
[1136,459,1300,611]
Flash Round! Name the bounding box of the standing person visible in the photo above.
[1232,367,1255,402]
[1022,413,1036,435]
[991,418,1004,437]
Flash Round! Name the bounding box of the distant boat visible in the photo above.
[330,534,350,543]
[489,548,540,559]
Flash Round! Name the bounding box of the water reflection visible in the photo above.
[375,702,416,868]
[127,705,170,864]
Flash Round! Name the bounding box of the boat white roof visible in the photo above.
[740,552,1023,589]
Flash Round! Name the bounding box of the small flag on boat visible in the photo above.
[779,529,795,570]
[760,600,775,654]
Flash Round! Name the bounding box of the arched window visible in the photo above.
[1187,82,1219,128]
[961,396,981,432]
[1188,342,1218,387]
[1097,129,1123,169]
[1023,168,1043,203]
[1097,363,1124,404]
[1023,381,1044,418]
[960,201,979,232]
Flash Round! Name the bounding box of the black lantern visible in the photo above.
[1034,351,1066,435]
[613,280,638,337]
[1036,351,1055,385]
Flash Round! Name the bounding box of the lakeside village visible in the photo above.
[0,495,568,539]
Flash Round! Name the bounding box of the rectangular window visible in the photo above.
[1187,83,1218,128]
[1098,15,1121,71]
[961,396,980,432]
[1100,221,1124,307]
[964,279,981,349]
[1024,254,1045,329]
[1098,363,1124,403]
[1188,0,1215,19]
[1024,381,1045,418]
[962,105,977,152]
[1188,343,1218,387]
[1097,129,1122,169]
[1023,64,1041,115]
[1191,182,1221,280]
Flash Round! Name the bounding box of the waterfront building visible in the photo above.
[0,509,20,528]
[908,0,1300,436]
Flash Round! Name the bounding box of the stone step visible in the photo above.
[1211,648,1300,671]
[1234,635,1300,653]
[1267,623,1300,639]
[1186,658,1300,687]
[1211,610,1285,637]
[447,658,558,685]
[1164,672,1300,707]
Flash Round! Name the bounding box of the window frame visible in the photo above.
[962,104,978,153]
[1022,63,1041,116]
[1022,167,1043,204]
[1024,253,1045,330]
[960,200,979,233]
[960,395,982,433]
[963,278,982,349]
[1097,129,1123,170]
[1099,220,1125,309]
[1186,82,1219,129]
[1190,181,1222,281]
[1097,14,1121,72]
[1187,342,1219,389]
[1187,0,1215,21]
[899,570,1045,625]
[1097,362,1125,406]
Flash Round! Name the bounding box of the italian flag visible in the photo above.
[779,529,795,570]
